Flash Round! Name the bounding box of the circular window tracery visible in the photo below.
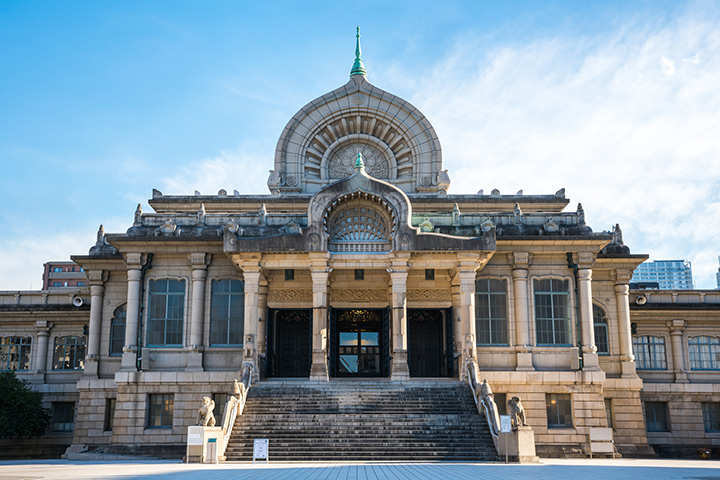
[323,193,396,253]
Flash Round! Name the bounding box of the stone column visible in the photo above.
[309,254,330,381]
[510,253,534,371]
[85,270,107,377]
[390,255,410,381]
[668,319,688,383]
[34,320,52,375]
[120,254,143,371]
[450,283,462,375]
[257,279,269,372]
[614,269,636,378]
[577,253,599,371]
[241,262,262,382]
[187,253,210,372]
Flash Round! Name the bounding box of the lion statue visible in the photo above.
[197,396,216,427]
[508,396,526,428]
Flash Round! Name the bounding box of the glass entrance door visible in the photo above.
[334,309,384,377]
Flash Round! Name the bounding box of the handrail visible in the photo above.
[465,362,500,441]
[217,362,254,459]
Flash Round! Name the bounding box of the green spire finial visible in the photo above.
[355,152,365,169]
[350,26,367,77]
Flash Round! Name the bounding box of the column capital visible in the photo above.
[35,320,52,334]
[90,284,105,296]
[573,251,596,269]
[188,253,212,269]
[612,268,633,284]
[667,319,686,333]
[86,269,109,285]
[508,252,532,269]
[124,253,144,270]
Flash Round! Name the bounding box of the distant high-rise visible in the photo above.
[41,260,86,290]
[716,256,720,289]
[632,259,693,289]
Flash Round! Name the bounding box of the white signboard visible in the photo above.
[187,432,203,446]
[500,415,512,433]
[253,438,269,463]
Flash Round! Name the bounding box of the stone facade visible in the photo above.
[0,39,718,460]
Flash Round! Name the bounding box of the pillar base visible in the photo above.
[310,350,329,381]
[391,351,410,381]
[186,352,204,372]
[621,360,637,378]
[516,352,534,371]
[119,350,138,372]
[498,426,539,463]
[582,352,602,372]
[674,371,689,383]
[83,358,99,378]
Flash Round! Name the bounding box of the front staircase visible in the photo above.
[224,381,497,461]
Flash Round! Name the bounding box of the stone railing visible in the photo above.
[465,362,500,442]
[217,362,254,460]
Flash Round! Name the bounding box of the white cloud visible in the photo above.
[161,148,271,197]
[401,13,720,288]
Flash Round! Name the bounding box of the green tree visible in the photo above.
[0,371,51,438]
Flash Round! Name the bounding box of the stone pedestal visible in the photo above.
[497,426,539,463]
[621,360,637,378]
[186,351,204,372]
[582,352,601,371]
[516,352,534,371]
[391,351,410,381]
[186,426,223,463]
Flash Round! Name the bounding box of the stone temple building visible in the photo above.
[1,32,719,460]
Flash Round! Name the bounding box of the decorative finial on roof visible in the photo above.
[355,152,365,170]
[350,26,367,77]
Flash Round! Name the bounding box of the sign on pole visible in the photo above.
[500,415,512,433]
[253,438,269,464]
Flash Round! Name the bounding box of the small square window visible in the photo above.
[147,394,174,428]
[644,401,669,432]
[546,393,572,428]
[355,269,364,280]
[425,269,435,281]
[52,402,75,432]
[104,398,116,431]
[284,269,294,281]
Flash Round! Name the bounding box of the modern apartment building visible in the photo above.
[632,260,693,290]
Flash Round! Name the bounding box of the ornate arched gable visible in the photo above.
[271,75,446,195]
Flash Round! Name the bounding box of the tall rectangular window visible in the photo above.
[633,336,667,370]
[534,279,571,345]
[702,402,720,432]
[645,401,669,432]
[147,279,185,346]
[605,398,613,429]
[109,304,126,356]
[0,336,32,371]
[546,393,572,428]
[52,336,86,370]
[52,402,75,432]
[475,278,508,345]
[210,279,244,346]
[104,398,116,431]
[688,336,720,370]
[593,305,609,355]
[147,394,174,428]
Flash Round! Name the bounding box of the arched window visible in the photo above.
[109,304,126,356]
[593,304,609,355]
[534,278,571,346]
[53,336,86,370]
[475,278,508,345]
[210,279,244,346]
[632,336,666,370]
[0,336,32,371]
[325,196,394,253]
[147,279,185,346]
[689,336,720,370]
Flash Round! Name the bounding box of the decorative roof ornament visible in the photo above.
[350,26,367,77]
[355,152,365,170]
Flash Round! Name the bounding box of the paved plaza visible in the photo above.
[1,459,719,480]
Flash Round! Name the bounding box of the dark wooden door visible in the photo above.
[275,310,311,377]
[408,310,443,377]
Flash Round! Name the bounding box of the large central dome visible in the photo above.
[269,29,447,196]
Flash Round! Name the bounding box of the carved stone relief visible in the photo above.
[407,289,452,301]
[328,144,389,179]
[268,289,313,302]
[330,289,388,302]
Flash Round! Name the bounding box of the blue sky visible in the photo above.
[1,1,719,289]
